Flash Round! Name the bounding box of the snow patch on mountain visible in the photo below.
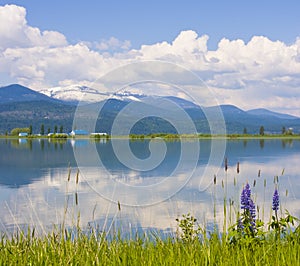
[40,85,147,103]
[40,85,109,102]
[110,89,146,102]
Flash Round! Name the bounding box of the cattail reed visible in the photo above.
[76,168,80,184]
[75,192,78,206]
[118,201,121,211]
[258,169,261,178]
[281,168,285,175]
[253,179,256,187]
[224,157,228,172]
[237,162,240,174]
[67,163,71,182]
[213,174,216,185]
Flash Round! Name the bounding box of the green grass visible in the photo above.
[0,229,300,265]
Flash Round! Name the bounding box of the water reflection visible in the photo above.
[259,139,265,149]
[0,138,300,235]
[282,139,293,149]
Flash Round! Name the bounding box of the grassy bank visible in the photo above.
[0,228,300,265]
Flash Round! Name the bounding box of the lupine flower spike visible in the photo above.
[272,189,280,212]
[240,183,256,233]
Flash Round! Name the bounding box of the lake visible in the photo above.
[0,138,300,237]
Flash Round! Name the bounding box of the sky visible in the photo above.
[0,1,300,115]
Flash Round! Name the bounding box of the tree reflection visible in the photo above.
[259,139,265,149]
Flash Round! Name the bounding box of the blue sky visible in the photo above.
[3,0,299,49]
[0,1,300,115]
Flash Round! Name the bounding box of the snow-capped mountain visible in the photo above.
[39,85,109,103]
[39,85,146,103]
[1,83,300,135]
[110,89,146,102]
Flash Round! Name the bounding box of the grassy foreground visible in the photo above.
[0,230,300,265]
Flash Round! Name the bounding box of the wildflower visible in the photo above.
[240,183,256,230]
[249,198,256,227]
[272,189,280,211]
[241,183,251,210]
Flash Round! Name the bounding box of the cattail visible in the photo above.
[237,162,240,174]
[76,168,79,184]
[213,174,216,185]
[224,157,228,172]
[258,170,261,178]
[281,168,285,176]
[253,179,256,187]
[286,189,288,197]
[234,177,236,186]
[75,192,78,206]
[67,163,71,182]
[118,201,121,211]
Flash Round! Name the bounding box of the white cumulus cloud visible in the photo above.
[94,37,131,51]
[1,4,300,116]
[0,4,67,50]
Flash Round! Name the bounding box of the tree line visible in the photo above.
[10,124,65,136]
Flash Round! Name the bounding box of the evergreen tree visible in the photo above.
[259,126,265,136]
[40,124,45,135]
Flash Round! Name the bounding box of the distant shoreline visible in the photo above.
[1,133,300,140]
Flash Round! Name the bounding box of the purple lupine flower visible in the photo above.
[249,198,256,226]
[272,189,280,211]
[241,183,251,210]
[240,183,256,230]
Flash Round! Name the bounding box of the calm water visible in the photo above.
[0,138,300,235]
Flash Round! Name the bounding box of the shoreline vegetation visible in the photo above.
[1,133,300,140]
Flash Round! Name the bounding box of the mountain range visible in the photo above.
[0,84,300,135]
